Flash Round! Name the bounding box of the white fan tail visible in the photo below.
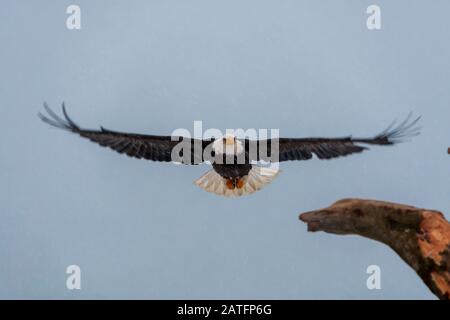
[193,166,280,197]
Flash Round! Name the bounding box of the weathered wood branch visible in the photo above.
[299,199,450,300]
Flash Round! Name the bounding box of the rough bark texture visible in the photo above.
[299,199,450,300]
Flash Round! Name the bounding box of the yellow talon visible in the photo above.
[226,179,235,190]
[236,178,245,189]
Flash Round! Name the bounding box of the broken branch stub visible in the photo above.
[299,199,450,300]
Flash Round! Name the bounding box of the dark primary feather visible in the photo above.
[245,113,421,162]
[38,103,210,163]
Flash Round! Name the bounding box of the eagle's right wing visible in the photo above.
[39,103,211,164]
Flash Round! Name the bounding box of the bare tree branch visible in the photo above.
[299,199,450,300]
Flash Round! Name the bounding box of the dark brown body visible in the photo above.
[212,163,252,180]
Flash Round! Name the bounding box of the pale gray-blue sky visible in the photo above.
[0,1,449,299]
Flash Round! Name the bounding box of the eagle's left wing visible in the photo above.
[39,103,211,164]
[245,114,421,162]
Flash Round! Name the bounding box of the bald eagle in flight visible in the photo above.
[39,104,420,197]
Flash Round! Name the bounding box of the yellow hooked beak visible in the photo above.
[225,136,235,145]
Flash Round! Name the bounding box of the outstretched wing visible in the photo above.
[39,103,211,164]
[245,114,421,162]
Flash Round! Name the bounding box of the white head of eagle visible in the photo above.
[211,134,244,156]
[39,103,421,198]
